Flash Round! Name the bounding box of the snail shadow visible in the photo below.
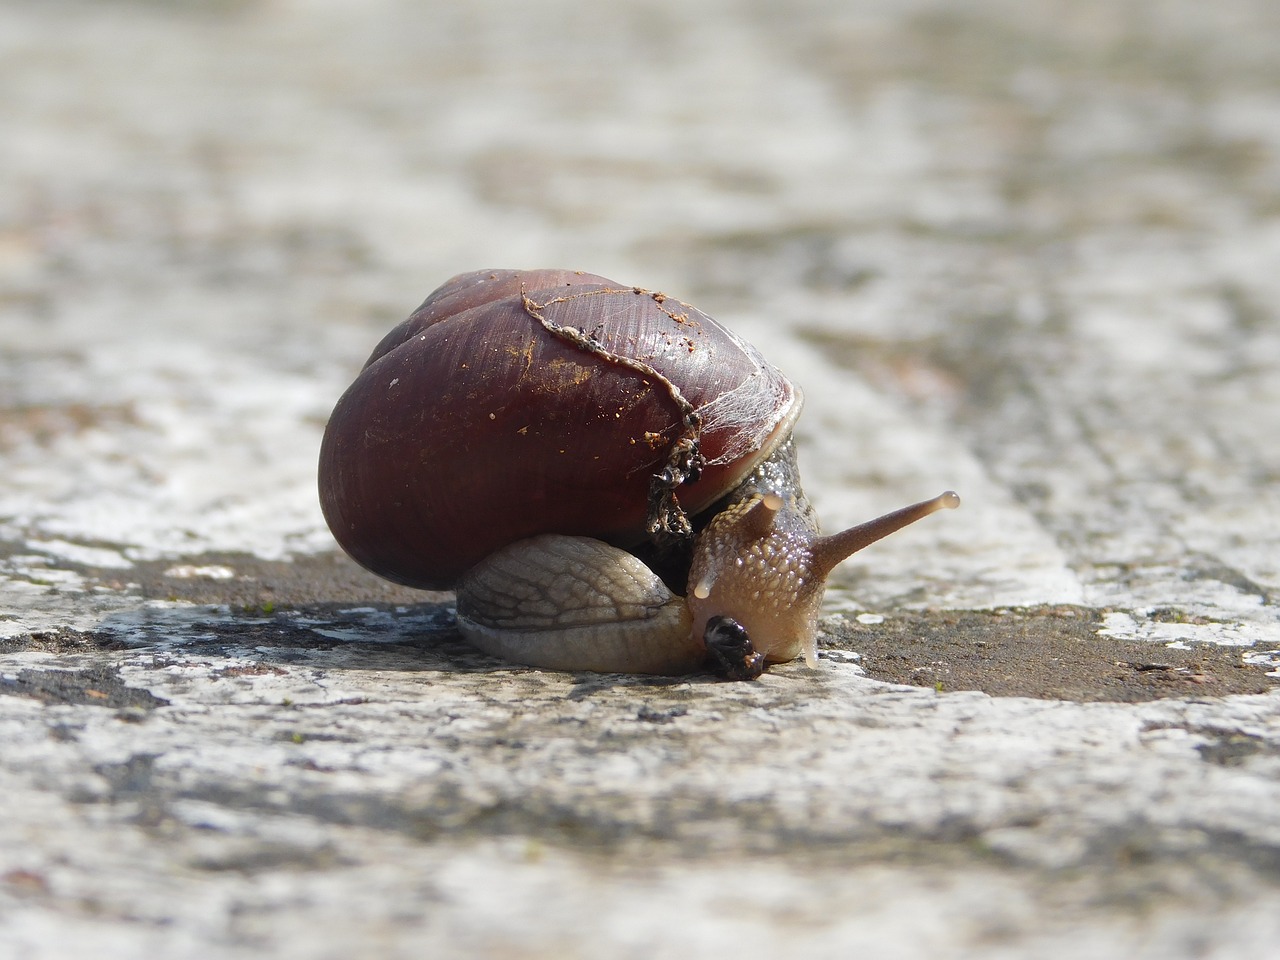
[90,600,733,691]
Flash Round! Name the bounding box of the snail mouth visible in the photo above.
[704,615,766,681]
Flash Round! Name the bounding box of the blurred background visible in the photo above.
[2,0,1278,628]
[5,0,1279,640]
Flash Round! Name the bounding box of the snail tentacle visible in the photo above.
[811,490,961,578]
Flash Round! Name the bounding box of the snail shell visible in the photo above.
[318,269,800,590]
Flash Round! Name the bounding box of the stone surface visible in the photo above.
[2,0,1279,957]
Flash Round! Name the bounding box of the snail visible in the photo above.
[319,268,958,679]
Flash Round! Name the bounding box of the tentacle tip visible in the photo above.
[939,490,960,510]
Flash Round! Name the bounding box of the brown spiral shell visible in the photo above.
[318,268,800,589]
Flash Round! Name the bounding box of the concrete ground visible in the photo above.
[2,0,1279,957]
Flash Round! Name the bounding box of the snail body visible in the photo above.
[319,269,958,679]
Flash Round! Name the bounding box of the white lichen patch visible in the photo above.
[162,564,237,580]
[1098,611,1280,650]
[24,539,134,570]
